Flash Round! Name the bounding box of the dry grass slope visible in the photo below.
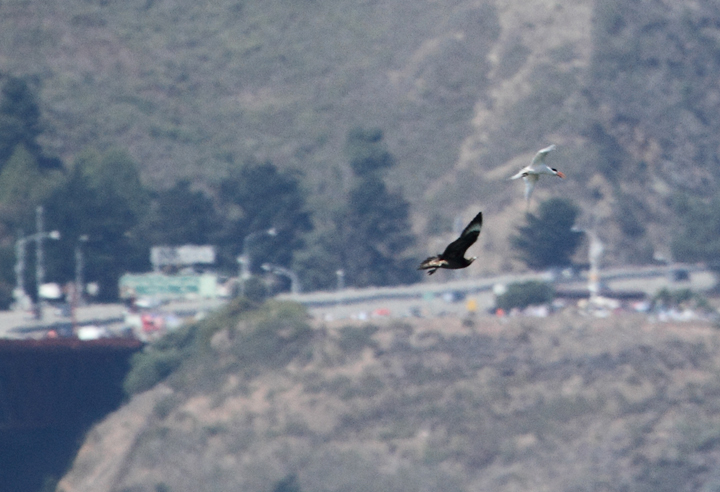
[59,299,720,492]
[4,0,708,274]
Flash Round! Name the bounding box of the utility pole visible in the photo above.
[586,230,604,304]
[35,206,45,319]
[13,232,27,310]
[30,206,61,319]
[75,235,89,306]
[12,213,60,314]
[239,227,277,297]
[572,224,604,306]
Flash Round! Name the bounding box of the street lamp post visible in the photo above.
[75,235,89,306]
[261,263,301,295]
[14,231,29,311]
[13,211,60,315]
[572,226,604,303]
[238,227,277,297]
[586,230,604,302]
[35,206,45,307]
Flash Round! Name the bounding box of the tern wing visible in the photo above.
[523,174,539,201]
[530,144,556,166]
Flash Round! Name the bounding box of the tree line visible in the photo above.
[3,71,713,310]
[0,76,422,308]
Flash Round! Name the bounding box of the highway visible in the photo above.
[0,264,714,338]
[278,265,716,320]
[0,298,225,339]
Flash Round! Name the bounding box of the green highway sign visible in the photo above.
[119,273,218,299]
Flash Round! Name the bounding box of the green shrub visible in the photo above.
[496,281,555,311]
[233,304,314,370]
[123,348,183,396]
[653,287,709,311]
[337,325,379,354]
[243,276,269,303]
[153,394,180,420]
[123,298,296,395]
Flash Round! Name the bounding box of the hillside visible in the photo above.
[58,299,720,492]
[3,0,720,274]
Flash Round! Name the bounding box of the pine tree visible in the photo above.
[342,174,419,287]
[0,145,46,204]
[300,127,419,289]
[75,147,148,218]
[217,161,313,273]
[42,153,150,301]
[143,179,221,246]
[0,77,42,164]
[0,145,59,230]
[671,194,720,272]
[292,223,344,292]
[511,198,583,270]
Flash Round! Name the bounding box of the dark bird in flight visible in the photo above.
[418,211,483,275]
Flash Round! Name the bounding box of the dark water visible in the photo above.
[1,424,90,492]
[0,340,140,492]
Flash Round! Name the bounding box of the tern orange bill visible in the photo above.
[510,144,564,206]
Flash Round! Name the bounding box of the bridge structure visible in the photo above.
[0,299,222,433]
[0,337,142,431]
